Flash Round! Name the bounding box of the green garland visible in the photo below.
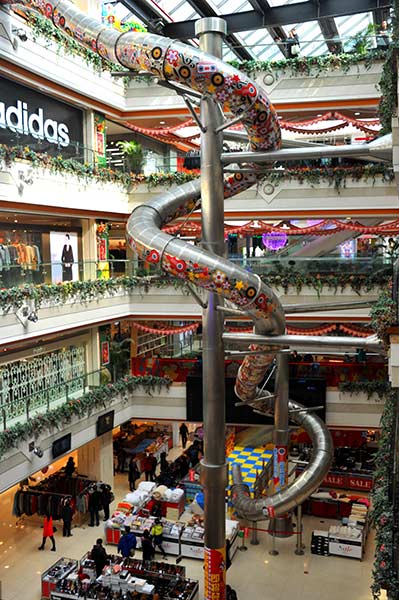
[0,267,390,314]
[260,263,390,297]
[370,388,399,600]
[0,374,171,459]
[22,10,151,84]
[0,144,393,191]
[338,380,389,400]
[229,49,387,79]
[261,164,393,191]
[370,288,396,349]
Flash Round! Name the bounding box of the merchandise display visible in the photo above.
[14,471,112,520]
[41,557,78,599]
[48,554,198,600]
[104,483,239,560]
[311,502,369,560]
[304,489,370,519]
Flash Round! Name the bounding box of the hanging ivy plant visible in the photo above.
[370,388,399,599]
[370,288,396,349]
[338,380,389,400]
[0,144,393,191]
[229,49,387,79]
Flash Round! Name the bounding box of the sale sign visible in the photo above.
[204,546,226,600]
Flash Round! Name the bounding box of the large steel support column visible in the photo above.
[195,16,228,600]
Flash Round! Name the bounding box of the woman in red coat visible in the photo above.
[38,511,56,551]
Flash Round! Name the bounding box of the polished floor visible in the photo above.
[0,446,383,600]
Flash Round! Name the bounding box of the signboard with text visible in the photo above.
[0,75,83,156]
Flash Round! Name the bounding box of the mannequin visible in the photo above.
[61,233,74,282]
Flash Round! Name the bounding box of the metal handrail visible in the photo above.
[0,367,109,430]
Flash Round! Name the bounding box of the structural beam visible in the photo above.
[318,16,343,54]
[246,0,290,58]
[184,0,254,61]
[164,0,392,39]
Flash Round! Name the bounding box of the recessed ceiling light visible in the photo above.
[160,121,166,125]
[354,112,361,116]
[14,219,18,223]
[317,114,322,117]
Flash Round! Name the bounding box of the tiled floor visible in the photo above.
[227,446,273,491]
[0,444,383,600]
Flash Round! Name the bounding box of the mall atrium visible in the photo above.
[0,0,397,599]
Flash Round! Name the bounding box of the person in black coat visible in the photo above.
[88,486,101,527]
[62,498,73,537]
[128,457,140,491]
[141,529,155,562]
[61,233,74,282]
[179,423,189,449]
[91,538,109,577]
[100,484,112,521]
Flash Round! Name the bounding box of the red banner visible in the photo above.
[296,468,373,491]
[204,546,226,600]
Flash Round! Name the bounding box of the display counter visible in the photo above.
[41,557,78,599]
[303,490,370,520]
[106,514,239,561]
[49,555,199,600]
[311,502,369,560]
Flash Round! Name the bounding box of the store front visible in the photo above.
[0,212,84,287]
[0,75,84,159]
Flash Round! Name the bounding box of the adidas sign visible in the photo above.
[0,99,70,147]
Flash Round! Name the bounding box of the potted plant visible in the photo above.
[116,140,144,174]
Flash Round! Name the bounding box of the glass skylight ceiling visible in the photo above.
[119,0,381,62]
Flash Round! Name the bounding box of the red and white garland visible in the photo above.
[162,219,399,238]
[132,322,199,335]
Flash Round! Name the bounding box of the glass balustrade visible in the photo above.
[0,255,391,289]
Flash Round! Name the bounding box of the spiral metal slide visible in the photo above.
[8,0,333,519]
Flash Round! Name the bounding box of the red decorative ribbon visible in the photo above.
[131,322,200,335]
[162,218,399,237]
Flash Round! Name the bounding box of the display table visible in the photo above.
[311,503,369,561]
[106,514,239,561]
[49,555,199,600]
[41,558,78,599]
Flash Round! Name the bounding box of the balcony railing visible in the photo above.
[0,367,104,430]
[0,256,391,290]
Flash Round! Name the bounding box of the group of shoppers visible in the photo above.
[90,518,167,578]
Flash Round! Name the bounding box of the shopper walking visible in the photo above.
[179,422,189,449]
[150,518,167,559]
[91,538,109,578]
[38,511,56,551]
[62,498,73,537]
[141,529,155,561]
[100,484,113,521]
[128,457,140,491]
[117,526,137,558]
[88,485,101,527]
